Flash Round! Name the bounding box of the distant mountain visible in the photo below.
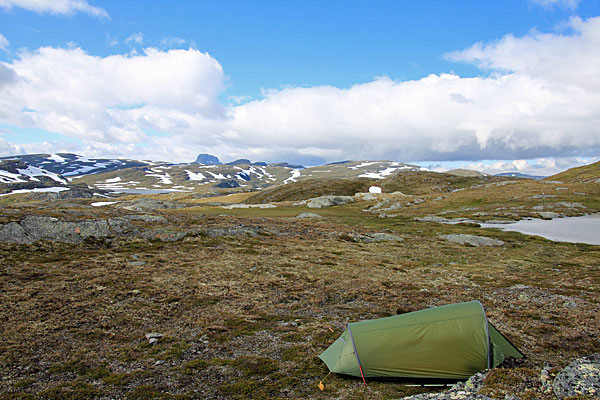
[1,154,512,198]
[0,153,148,177]
[193,154,221,165]
[495,172,545,180]
[0,153,150,195]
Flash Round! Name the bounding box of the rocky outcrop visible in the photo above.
[440,234,504,247]
[307,195,354,208]
[337,231,403,243]
[221,203,276,209]
[553,353,600,399]
[401,372,493,399]
[0,216,135,244]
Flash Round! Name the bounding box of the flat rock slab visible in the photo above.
[294,212,323,219]
[440,234,504,247]
[553,353,600,399]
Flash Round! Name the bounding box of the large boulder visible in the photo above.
[553,353,600,399]
[307,195,354,209]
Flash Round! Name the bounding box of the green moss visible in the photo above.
[179,359,208,375]
[219,380,269,400]
[231,356,279,377]
[49,359,109,380]
[103,370,150,387]
[40,381,102,400]
[125,385,192,400]
[0,393,36,400]
[12,378,35,389]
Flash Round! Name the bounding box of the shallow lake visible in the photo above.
[480,214,600,245]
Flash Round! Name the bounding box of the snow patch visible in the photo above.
[91,201,117,207]
[17,166,68,184]
[48,154,66,163]
[359,167,400,179]
[284,169,302,184]
[104,177,122,183]
[350,161,378,170]
[186,170,206,181]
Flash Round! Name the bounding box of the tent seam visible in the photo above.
[477,300,492,369]
[351,313,483,334]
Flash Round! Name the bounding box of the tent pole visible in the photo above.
[347,324,367,386]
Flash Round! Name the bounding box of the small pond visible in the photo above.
[479,214,600,245]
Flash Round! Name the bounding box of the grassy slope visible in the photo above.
[545,160,600,183]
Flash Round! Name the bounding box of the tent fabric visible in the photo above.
[319,301,523,380]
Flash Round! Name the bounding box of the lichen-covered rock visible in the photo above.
[553,353,600,399]
[440,234,504,247]
[307,195,354,208]
[124,214,169,224]
[401,372,493,400]
[0,216,136,244]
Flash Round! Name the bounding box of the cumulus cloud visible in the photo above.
[0,46,225,145]
[219,16,600,164]
[0,33,8,51]
[0,16,599,170]
[0,0,108,18]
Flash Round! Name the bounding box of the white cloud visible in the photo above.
[0,46,225,145]
[530,0,580,10]
[0,17,599,168]
[0,0,108,18]
[125,33,143,45]
[0,33,8,51]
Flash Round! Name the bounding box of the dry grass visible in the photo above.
[1,170,599,399]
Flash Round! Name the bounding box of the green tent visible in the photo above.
[319,301,523,381]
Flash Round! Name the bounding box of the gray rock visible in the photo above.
[367,233,404,242]
[377,202,404,212]
[553,353,600,399]
[401,372,493,400]
[222,203,276,209]
[530,194,556,199]
[540,362,556,394]
[127,261,147,266]
[354,192,379,201]
[125,214,169,223]
[378,213,396,218]
[0,216,135,244]
[120,198,186,212]
[145,332,163,345]
[415,215,451,223]
[294,212,323,219]
[556,202,586,209]
[203,227,261,237]
[307,195,354,208]
[141,229,191,242]
[537,212,560,219]
[440,234,504,247]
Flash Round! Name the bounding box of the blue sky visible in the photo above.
[0,0,599,175]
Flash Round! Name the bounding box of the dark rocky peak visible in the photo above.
[194,154,221,165]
